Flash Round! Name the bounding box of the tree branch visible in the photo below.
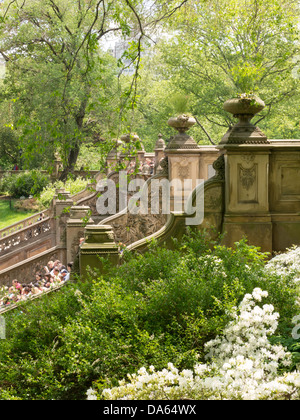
[194,116,216,145]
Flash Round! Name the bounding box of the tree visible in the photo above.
[0,0,190,178]
[148,0,300,142]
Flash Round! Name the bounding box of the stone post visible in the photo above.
[164,115,201,212]
[137,149,145,168]
[80,225,119,278]
[66,206,94,264]
[154,134,166,174]
[53,152,62,180]
[106,139,124,173]
[219,95,273,253]
[53,188,74,248]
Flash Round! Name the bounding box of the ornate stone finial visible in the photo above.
[155,133,166,150]
[107,138,124,160]
[166,114,199,150]
[212,155,225,181]
[156,156,169,176]
[220,94,268,145]
[120,133,145,152]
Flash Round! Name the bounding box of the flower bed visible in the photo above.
[99,288,300,401]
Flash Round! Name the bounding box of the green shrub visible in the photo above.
[38,177,91,208]
[0,233,298,400]
[0,174,15,195]
[0,171,50,198]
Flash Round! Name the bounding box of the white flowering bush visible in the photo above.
[266,246,300,283]
[96,289,300,401]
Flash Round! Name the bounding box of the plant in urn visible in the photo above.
[220,94,269,145]
[166,94,199,150]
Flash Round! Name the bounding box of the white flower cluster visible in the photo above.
[266,246,300,283]
[199,254,228,278]
[97,289,300,401]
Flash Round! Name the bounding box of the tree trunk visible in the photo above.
[59,96,88,181]
[59,141,81,181]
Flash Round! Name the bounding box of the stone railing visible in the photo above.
[0,182,97,241]
[127,171,225,254]
[80,170,226,279]
[101,172,169,246]
[0,245,66,286]
[0,217,53,256]
[0,209,50,239]
[0,282,66,315]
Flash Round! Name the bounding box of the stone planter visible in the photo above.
[166,115,199,151]
[120,133,140,143]
[221,95,268,145]
[120,133,145,154]
[223,95,265,118]
[168,114,196,133]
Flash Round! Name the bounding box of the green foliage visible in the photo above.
[0,125,20,169]
[37,177,91,208]
[130,0,300,144]
[0,0,195,175]
[0,234,298,400]
[0,170,50,198]
[169,93,191,115]
[0,200,36,229]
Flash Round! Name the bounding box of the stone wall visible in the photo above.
[8,103,300,283]
[79,102,300,278]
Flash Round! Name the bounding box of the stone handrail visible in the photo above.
[0,217,53,256]
[0,209,50,239]
[0,245,66,286]
[0,282,66,315]
[0,173,102,241]
[0,181,97,243]
[101,172,168,246]
[127,176,225,254]
[70,181,98,204]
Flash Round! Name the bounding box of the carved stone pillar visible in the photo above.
[80,225,119,278]
[165,115,201,212]
[53,189,74,248]
[66,206,94,264]
[220,95,273,253]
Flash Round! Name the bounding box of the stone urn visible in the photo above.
[120,133,145,153]
[166,114,199,150]
[120,133,140,143]
[168,114,196,133]
[223,95,265,119]
[221,95,269,145]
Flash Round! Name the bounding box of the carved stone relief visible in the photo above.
[238,164,258,203]
[111,213,167,246]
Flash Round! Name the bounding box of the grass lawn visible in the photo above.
[0,200,36,230]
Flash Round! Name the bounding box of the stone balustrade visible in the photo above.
[78,101,300,278]
[0,246,66,287]
[0,218,53,256]
[0,210,50,239]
